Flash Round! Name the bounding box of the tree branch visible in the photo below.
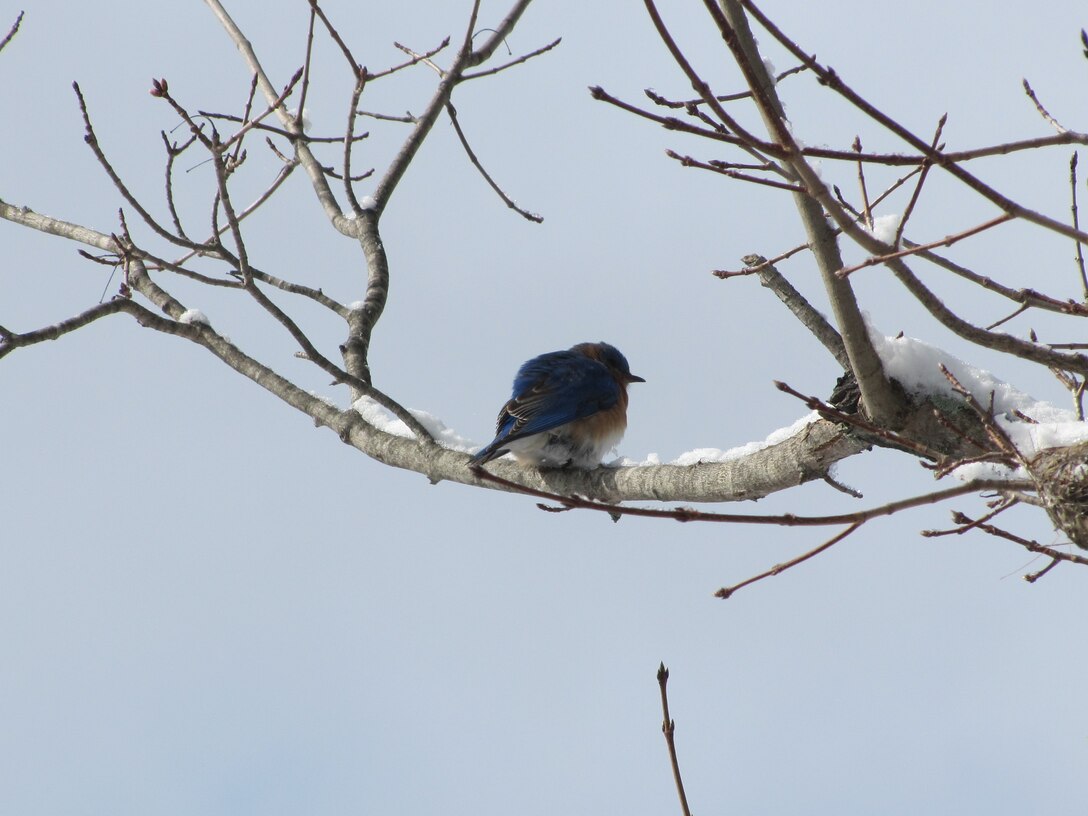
[711,0,905,427]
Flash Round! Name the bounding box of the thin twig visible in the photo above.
[343,68,369,215]
[894,114,946,248]
[367,37,450,80]
[985,303,1029,332]
[1071,152,1088,298]
[1024,557,1062,582]
[666,150,803,192]
[447,101,543,222]
[921,498,1017,537]
[774,381,943,461]
[296,2,317,131]
[853,136,873,230]
[939,364,1023,462]
[1022,78,1067,134]
[716,522,862,598]
[746,255,849,368]
[644,63,807,108]
[357,109,417,124]
[967,518,1088,566]
[309,0,359,71]
[462,36,561,80]
[657,664,693,816]
[76,82,206,252]
[715,241,810,277]
[161,130,199,239]
[838,213,1015,277]
[0,10,23,53]
[198,110,368,143]
[738,0,1088,247]
[471,467,1030,527]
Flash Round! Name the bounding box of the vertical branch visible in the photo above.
[853,136,873,230]
[203,0,347,226]
[711,0,904,427]
[657,664,693,816]
[343,67,368,216]
[894,114,946,248]
[1071,151,1088,299]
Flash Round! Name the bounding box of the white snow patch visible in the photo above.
[762,58,777,83]
[867,213,900,244]
[868,321,1088,478]
[353,396,476,452]
[178,309,210,326]
[360,195,377,210]
[348,300,366,311]
[667,411,821,466]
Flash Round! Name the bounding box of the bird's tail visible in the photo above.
[467,440,506,466]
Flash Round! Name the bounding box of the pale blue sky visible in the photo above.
[2,1,1086,814]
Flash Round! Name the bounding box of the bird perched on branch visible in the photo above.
[469,341,644,468]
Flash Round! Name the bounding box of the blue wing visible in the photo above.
[470,350,620,463]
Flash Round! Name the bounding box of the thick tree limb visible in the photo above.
[712,0,904,427]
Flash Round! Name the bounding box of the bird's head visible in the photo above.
[572,342,645,385]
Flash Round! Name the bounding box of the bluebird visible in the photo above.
[469,342,644,468]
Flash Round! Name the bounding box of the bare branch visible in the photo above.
[0,10,23,54]
[716,522,862,599]
[203,0,348,227]
[656,664,693,816]
[744,254,849,368]
[739,0,1088,247]
[447,101,543,222]
[645,63,807,108]
[467,0,533,67]
[343,68,369,216]
[1022,78,1067,134]
[1071,152,1088,298]
[473,466,1033,526]
[710,0,905,428]
[887,257,1088,376]
[853,136,873,230]
[774,381,943,461]
[309,0,360,72]
[665,150,803,192]
[367,37,450,81]
[838,213,1015,278]
[462,36,561,80]
[74,82,206,252]
[894,114,946,248]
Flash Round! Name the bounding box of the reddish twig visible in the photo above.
[738,0,1088,246]
[774,381,943,460]
[657,664,693,816]
[838,214,1015,278]
[921,499,1017,537]
[963,517,1088,567]
[716,522,862,598]
[471,467,1030,527]
[894,114,947,248]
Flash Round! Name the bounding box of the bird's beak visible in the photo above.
[627,373,646,383]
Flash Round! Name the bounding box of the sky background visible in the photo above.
[2,1,1086,814]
